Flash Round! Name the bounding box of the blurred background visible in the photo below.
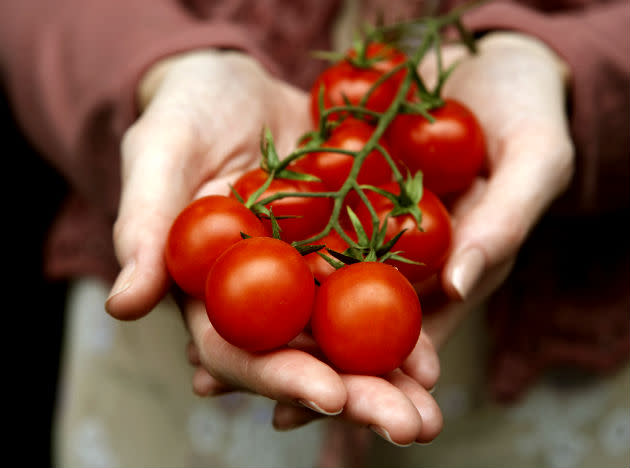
[3,91,68,467]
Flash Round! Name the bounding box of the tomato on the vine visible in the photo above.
[292,117,393,192]
[311,261,421,375]
[351,182,452,285]
[165,195,268,299]
[385,98,486,196]
[230,168,333,243]
[205,237,315,352]
[310,42,408,124]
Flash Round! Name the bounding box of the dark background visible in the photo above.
[2,91,68,467]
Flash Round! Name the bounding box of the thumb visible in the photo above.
[105,116,198,320]
[442,123,574,301]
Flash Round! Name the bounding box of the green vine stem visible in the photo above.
[241,7,479,263]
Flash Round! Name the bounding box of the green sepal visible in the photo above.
[253,205,282,239]
[326,248,362,266]
[229,184,245,203]
[346,205,369,245]
[381,251,425,266]
[259,127,281,173]
[274,168,322,183]
[293,243,325,256]
[317,250,346,270]
[389,171,424,230]
[375,228,407,257]
[399,101,436,122]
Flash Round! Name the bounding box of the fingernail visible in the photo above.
[369,425,412,447]
[450,248,485,299]
[106,260,136,302]
[297,399,342,416]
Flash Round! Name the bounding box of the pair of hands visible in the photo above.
[104,32,574,446]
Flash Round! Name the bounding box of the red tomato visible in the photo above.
[205,237,315,352]
[303,230,348,284]
[352,182,452,285]
[292,117,393,192]
[311,262,422,375]
[385,98,486,196]
[165,195,268,299]
[310,42,408,124]
[230,168,333,243]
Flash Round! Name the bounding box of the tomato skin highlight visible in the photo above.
[205,237,315,352]
[311,262,422,375]
[385,98,486,196]
[352,182,453,285]
[230,168,333,243]
[165,195,268,299]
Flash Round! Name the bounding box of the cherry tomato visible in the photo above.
[205,237,315,352]
[311,261,422,375]
[385,98,486,196]
[165,195,268,299]
[230,168,333,243]
[352,182,452,285]
[303,230,348,285]
[292,117,393,192]
[310,42,408,124]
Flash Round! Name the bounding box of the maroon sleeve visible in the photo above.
[460,0,630,214]
[0,1,281,217]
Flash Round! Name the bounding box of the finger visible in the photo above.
[428,260,514,350]
[400,330,441,388]
[105,115,200,320]
[441,124,573,301]
[388,370,443,443]
[187,340,201,366]
[437,34,574,301]
[192,367,237,397]
[185,298,347,415]
[272,402,325,431]
[340,374,422,447]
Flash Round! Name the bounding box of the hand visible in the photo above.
[185,296,442,447]
[422,31,575,348]
[105,49,310,319]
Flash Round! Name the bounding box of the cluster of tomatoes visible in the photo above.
[165,37,485,376]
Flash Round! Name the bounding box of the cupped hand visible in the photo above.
[421,31,575,348]
[186,294,442,446]
[105,49,310,320]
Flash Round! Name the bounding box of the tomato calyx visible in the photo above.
[360,170,425,230]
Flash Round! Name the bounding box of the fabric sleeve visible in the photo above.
[461,0,629,214]
[0,0,280,217]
